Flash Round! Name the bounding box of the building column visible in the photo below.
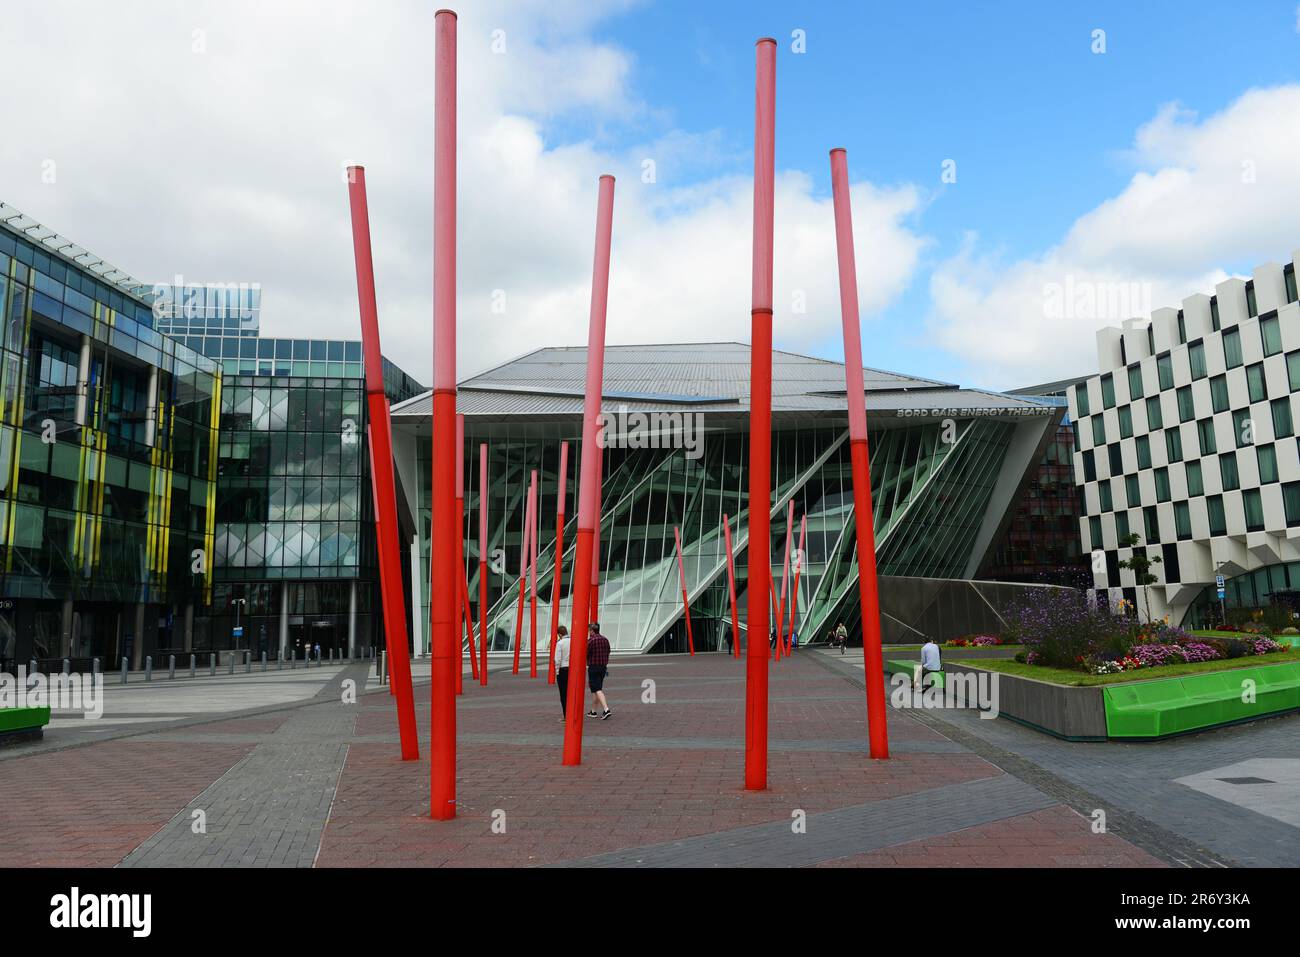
[60,599,74,657]
[183,602,194,652]
[410,534,424,657]
[347,580,358,659]
[279,581,290,659]
[73,335,91,426]
[144,366,159,447]
[131,602,146,670]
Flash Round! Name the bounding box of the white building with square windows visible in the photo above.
[1071,255,1300,626]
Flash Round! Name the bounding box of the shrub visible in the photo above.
[1001,590,1129,669]
[1249,637,1284,655]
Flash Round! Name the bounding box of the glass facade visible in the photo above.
[412,416,1019,655]
[0,219,220,670]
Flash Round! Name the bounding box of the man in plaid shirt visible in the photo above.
[585,622,612,720]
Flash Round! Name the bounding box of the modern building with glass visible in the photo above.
[391,343,1063,654]
[0,202,423,671]
[1072,251,1300,626]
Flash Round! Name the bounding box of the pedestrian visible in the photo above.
[769,625,777,650]
[724,628,734,655]
[554,625,571,720]
[585,621,612,720]
[314,642,321,662]
[920,636,942,689]
[790,629,799,651]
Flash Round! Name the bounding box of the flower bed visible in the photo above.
[945,634,1003,648]
[1000,590,1290,676]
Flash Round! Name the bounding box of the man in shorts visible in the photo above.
[585,622,612,720]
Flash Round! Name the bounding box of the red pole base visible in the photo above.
[850,438,890,759]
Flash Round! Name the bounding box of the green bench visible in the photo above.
[1103,662,1300,738]
[0,705,52,745]
[884,658,945,690]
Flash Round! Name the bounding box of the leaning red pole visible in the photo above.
[562,174,615,767]
[345,165,418,761]
[528,469,539,677]
[478,442,489,685]
[589,445,603,622]
[547,442,569,685]
[673,526,695,655]
[457,413,475,687]
[745,38,775,791]
[830,148,889,760]
[429,7,458,819]
[512,472,532,675]
[788,514,807,644]
[778,500,794,654]
[722,514,740,658]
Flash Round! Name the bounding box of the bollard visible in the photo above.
[62,657,70,675]
[291,650,296,670]
[245,651,252,674]
[93,657,101,677]
[209,652,216,676]
[380,651,388,685]
[145,656,153,682]
[121,657,128,685]
[277,653,283,671]
[169,655,176,680]
[261,651,267,672]
[190,654,196,678]
[228,652,235,675]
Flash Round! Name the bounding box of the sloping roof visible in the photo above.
[391,342,1050,418]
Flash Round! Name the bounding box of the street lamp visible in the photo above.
[231,597,247,649]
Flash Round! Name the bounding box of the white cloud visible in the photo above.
[928,85,1300,389]
[0,0,926,385]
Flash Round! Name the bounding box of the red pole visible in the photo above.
[562,174,615,767]
[788,514,806,645]
[830,148,889,760]
[722,514,740,658]
[429,7,458,819]
[547,441,569,685]
[345,166,418,761]
[456,413,472,688]
[778,500,793,654]
[745,38,775,791]
[462,566,478,681]
[673,526,695,655]
[528,469,539,677]
[478,442,489,685]
[589,445,603,621]
[512,468,532,675]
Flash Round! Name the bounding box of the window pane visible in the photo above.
[1145,396,1163,430]
[1224,329,1243,369]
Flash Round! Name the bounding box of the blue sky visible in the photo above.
[7,1,1300,390]
[563,0,1300,387]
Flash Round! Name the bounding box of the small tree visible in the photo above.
[1117,532,1162,623]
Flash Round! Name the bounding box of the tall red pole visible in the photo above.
[589,445,602,621]
[722,514,740,658]
[745,38,775,791]
[830,148,889,760]
[345,166,419,761]
[547,442,569,685]
[528,469,539,677]
[512,469,532,675]
[457,413,474,687]
[673,526,695,655]
[788,514,806,645]
[478,442,489,685]
[429,7,458,819]
[562,174,615,767]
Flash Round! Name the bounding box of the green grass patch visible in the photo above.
[952,648,1300,686]
[883,643,1023,653]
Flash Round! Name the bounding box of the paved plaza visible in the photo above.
[4,647,1291,868]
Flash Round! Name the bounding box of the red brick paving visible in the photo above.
[814,805,1165,867]
[0,740,252,867]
